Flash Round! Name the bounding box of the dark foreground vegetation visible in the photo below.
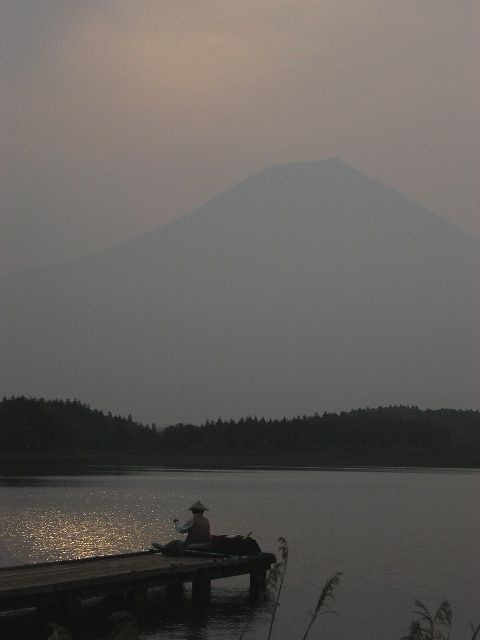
[262,540,480,640]
[1,396,479,471]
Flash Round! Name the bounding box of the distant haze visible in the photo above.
[2,160,479,425]
[1,1,479,273]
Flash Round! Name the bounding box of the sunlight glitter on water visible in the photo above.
[1,509,149,562]
[0,477,186,565]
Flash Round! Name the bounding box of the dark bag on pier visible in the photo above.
[153,535,262,558]
[210,535,262,556]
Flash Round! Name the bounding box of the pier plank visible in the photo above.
[0,550,275,613]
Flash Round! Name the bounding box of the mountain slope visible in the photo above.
[2,160,479,424]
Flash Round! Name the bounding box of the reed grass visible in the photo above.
[300,572,341,640]
[401,600,479,640]
[401,600,452,640]
[469,622,480,640]
[243,538,342,640]
[265,537,289,640]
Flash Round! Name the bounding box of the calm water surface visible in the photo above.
[0,469,479,639]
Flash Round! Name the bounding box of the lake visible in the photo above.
[0,469,479,639]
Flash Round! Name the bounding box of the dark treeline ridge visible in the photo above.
[1,396,479,467]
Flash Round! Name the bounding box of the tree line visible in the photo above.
[1,396,479,462]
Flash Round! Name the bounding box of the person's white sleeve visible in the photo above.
[175,519,193,533]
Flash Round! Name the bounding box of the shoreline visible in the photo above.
[1,450,479,475]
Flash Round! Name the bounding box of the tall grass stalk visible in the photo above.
[265,537,289,640]
[402,600,452,640]
[300,572,341,640]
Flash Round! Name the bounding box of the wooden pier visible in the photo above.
[0,549,276,618]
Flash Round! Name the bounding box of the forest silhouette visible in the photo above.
[1,396,479,468]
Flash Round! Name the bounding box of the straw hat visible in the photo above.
[189,500,209,512]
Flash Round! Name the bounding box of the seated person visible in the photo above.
[173,500,212,549]
[152,501,261,557]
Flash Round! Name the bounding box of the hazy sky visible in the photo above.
[2,0,479,272]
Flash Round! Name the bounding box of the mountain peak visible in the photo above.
[248,157,358,182]
[263,157,346,170]
[2,162,478,424]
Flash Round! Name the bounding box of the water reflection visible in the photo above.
[0,476,83,487]
[0,475,186,565]
[1,509,149,563]
[0,470,479,640]
[142,587,273,640]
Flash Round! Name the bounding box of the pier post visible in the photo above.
[166,582,184,606]
[249,567,267,601]
[125,588,148,615]
[192,578,211,607]
[105,591,126,611]
[37,594,79,625]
